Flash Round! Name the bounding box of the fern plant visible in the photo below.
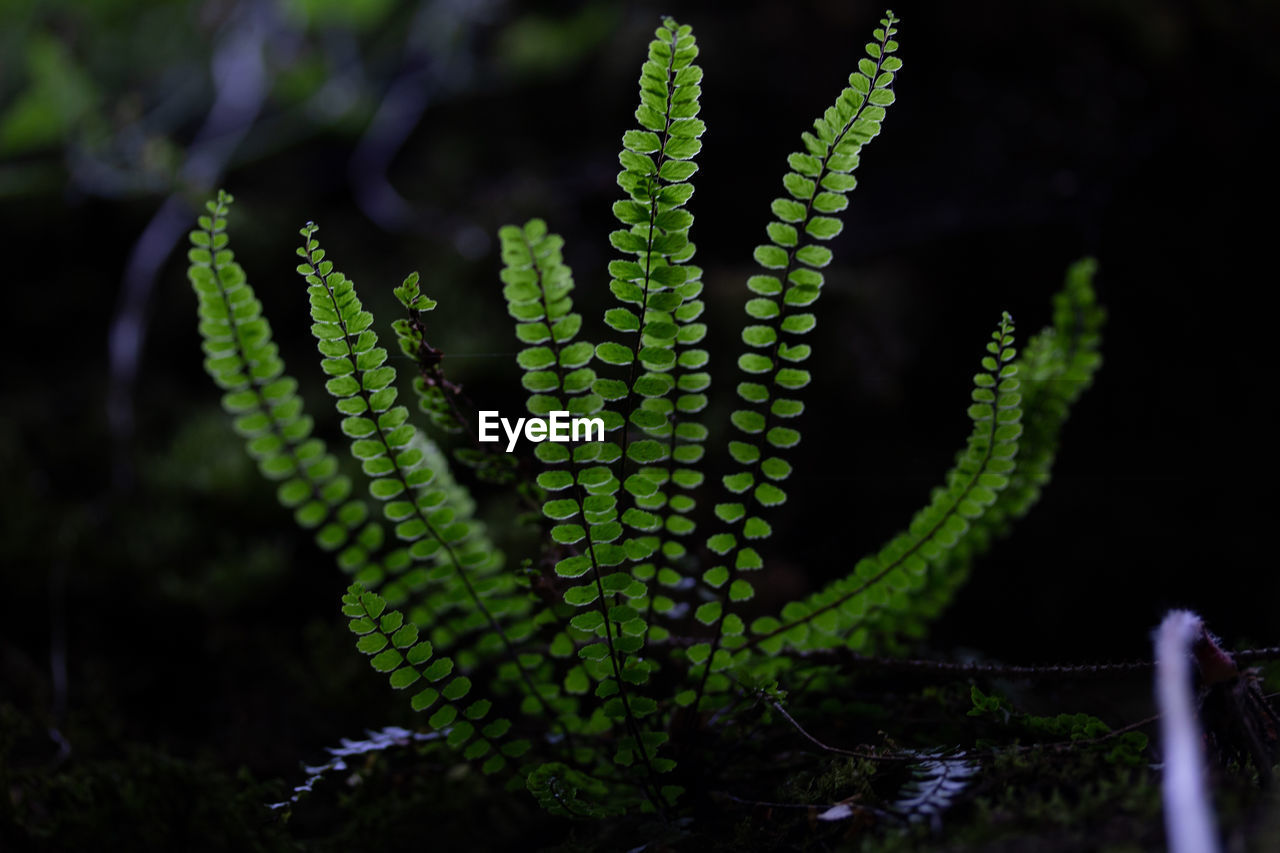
[186,11,1106,821]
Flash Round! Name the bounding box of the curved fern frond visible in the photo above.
[187,191,390,587]
[748,311,1021,655]
[295,224,569,740]
[855,260,1104,646]
[342,583,526,774]
[988,258,1103,528]
[690,12,902,708]
[861,259,1105,643]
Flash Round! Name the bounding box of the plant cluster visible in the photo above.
[187,11,1113,826]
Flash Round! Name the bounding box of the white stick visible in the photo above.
[1156,610,1220,853]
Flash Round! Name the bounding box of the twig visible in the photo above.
[661,636,1153,679]
[785,646,1154,679]
[769,697,1158,765]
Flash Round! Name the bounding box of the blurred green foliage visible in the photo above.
[0,0,615,200]
[284,0,397,30]
[493,5,618,78]
[1,34,98,155]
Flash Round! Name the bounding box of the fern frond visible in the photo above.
[865,260,1105,645]
[891,752,978,823]
[499,219,677,813]
[598,16,709,674]
[341,583,526,774]
[187,191,391,587]
[599,15,705,483]
[295,224,571,743]
[748,311,1022,655]
[988,258,1103,527]
[690,12,903,707]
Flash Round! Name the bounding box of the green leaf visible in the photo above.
[370,649,403,672]
[702,566,730,587]
[746,298,780,320]
[443,676,472,701]
[767,427,801,449]
[624,129,661,153]
[755,483,787,506]
[659,160,698,182]
[783,172,815,200]
[559,341,594,368]
[748,275,782,295]
[805,217,843,240]
[742,326,777,348]
[605,308,640,332]
[360,592,386,619]
[411,688,439,712]
[357,633,388,654]
[595,342,635,365]
[695,601,722,625]
[517,347,556,370]
[389,668,420,689]
[753,245,788,269]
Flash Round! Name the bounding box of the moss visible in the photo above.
[1,704,290,852]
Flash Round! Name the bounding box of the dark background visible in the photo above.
[3,0,1278,847]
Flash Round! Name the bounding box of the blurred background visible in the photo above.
[2,0,1278,847]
